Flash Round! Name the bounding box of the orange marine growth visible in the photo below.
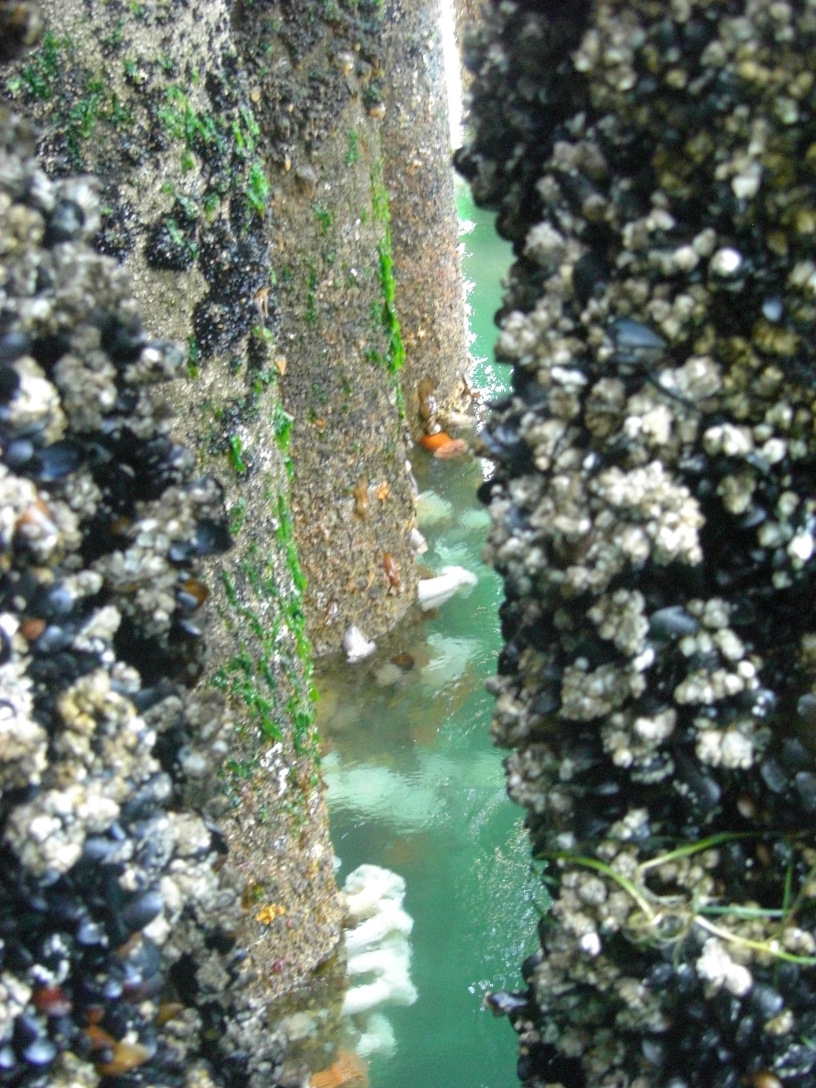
[97,1041,153,1077]
[419,431,454,451]
[433,438,467,459]
[311,1048,369,1088]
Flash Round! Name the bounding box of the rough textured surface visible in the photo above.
[0,0,345,1002]
[0,0,472,1083]
[381,0,470,436]
[460,2,816,1086]
[0,0,468,667]
[0,104,288,1088]
[232,0,423,656]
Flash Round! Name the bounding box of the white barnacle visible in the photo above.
[696,937,752,996]
[713,628,745,661]
[789,531,814,564]
[495,310,536,362]
[692,228,717,257]
[672,244,699,272]
[762,437,787,464]
[701,598,730,629]
[702,423,753,457]
[633,708,676,744]
[673,355,722,401]
[758,521,792,549]
[732,166,762,200]
[576,875,608,907]
[579,931,601,957]
[696,727,755,769]
[588,589,648,655]
[674,667,744,705]
[720,729,757,769]
[524,222,566,272]
[789,259,816,296]
[710,246,743,277]
[717,473,755,514]
[777,491,799,518]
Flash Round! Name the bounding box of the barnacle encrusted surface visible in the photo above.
[460,2,816,1086]
[0,110,287,1088]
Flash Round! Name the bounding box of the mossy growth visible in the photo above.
[13,29,62,100]
[368,150,406,417]
[213,510,317,764]
[155,84,269,221]
[187,335,201,377]
[6,24,276,336]
[6,31,135,168]
[246,161,270,218]
[227,434,250,475]
[229,497,248,536]
[370,159,405,376]
[313,203,333,235]
[211,373,317,794]
[158,85,220,153]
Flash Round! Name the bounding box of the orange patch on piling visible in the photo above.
[420,431,454,450]
[311,1048,369,1088]
[432,438,467,459]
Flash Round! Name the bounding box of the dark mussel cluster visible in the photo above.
[460,2,816,1086]
[0,111,284,1088]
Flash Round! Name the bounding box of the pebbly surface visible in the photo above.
[233,0,469,654]
[1,0,348,1000]
[459,2,816,1087]
[380,0,471,435]
[0,109,292,1088]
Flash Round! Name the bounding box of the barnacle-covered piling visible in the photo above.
[0,110,290,1088]
[460,2,816,1085]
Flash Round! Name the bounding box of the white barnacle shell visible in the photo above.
[789,531,814,564]
[696,938,753,997]
[732,168,761,200]
[342,625,376,664]
[702,423,753,458]
[417,566,477,610]
[710,246,743,277]
[524,222,566,272]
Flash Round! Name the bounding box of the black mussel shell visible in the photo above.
[43,200,85,247]
[30,439,85,482]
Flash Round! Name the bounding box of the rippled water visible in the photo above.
[313,190,542,1088]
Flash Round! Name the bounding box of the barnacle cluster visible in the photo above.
[459,2,816,1086]
[0,110,284,1088]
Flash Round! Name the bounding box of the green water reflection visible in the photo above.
[317,187,535,1088]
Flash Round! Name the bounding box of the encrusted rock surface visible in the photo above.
[231,0,426,655]
[0,0,473,1083]
[0,108,295,1087]
[460,2,816,1086]
[381,0,470,434]
[1,0,468,659]
[0,0,366,1006]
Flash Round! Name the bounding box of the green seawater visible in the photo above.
[316,186,538,1088]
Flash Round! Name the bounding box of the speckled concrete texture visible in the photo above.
[381,0,471,436]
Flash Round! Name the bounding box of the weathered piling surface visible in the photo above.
[380,0,470,434]
[459,2,816,1085]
